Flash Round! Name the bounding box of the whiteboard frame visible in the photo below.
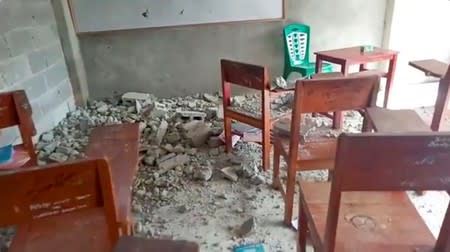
[68,0,285,35]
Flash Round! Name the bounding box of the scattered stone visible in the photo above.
[178,111,207,121]
[162,144,174,153]
[55,146,72,156]
[158,154,189,172]
[273,76,288,89]
[250,174,266,185]
[122,92,150,101]
[220,167,238,182]
[177,205,189,213]
[208,148,220,156]
[194,165,213,181]
[42,142,57,153]
[48,152,68,163]
[40,132,54,142]
[203,93,219,103]
[157,153,177,164]
[186,148,197,155]
[154,120,168,145]
[237,217,256,237]
[165,132,181,144]
[208,136,223,148]
[96,103,109,113]
[183,121,210,147]
[144,156,156,166]
[173,144,184,154]
[217,104,224,120]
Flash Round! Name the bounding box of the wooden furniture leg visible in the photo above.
[272,145,281,190]
[224,117,233,153]
[384,54,398,108]
[431,79,450,131]
[332,62,349,129]
[298,200,308,252]
[284,162,297,226]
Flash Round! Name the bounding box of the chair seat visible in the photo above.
[0,145,32,170]
[9,208,112,252]
[300,182,436,252]
[366,107,430,133]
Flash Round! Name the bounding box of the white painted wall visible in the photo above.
[385,0,450,108]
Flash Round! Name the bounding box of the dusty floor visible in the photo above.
[0,92,449,252]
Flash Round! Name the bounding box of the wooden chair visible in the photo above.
[114,236,199,252]
[0,90,37,169]
[272,74,380,226]
[221,59,290,171]
[297,133,450,252]
[1,158,121,252]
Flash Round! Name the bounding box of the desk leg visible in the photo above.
[384,54,398,108]
[332,62,349,129]
[312,58,324,118]
[431,79,450,131]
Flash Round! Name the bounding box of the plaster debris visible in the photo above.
[237,217,257,237]
[220,166,239,182]
[122,92,151,101]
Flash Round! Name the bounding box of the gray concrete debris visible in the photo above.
[177,205,189,214]
[144,156,155,166]
[40,132,54,142]
[122,92,150,101]
[154,120,168,145]
[220,167,238,182]
[48,152,68,163]
[208,136,223,148]
[203,93,219,103]
[158,154,189,172]
[194,165,213,181]
[237,217,256,237]
[178,110,207,121]
[183,121,210,147]
[250,174,266,185]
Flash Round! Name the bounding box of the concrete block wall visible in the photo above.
[0,0,75,136]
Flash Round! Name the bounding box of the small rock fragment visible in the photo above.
[194,166,213,181]
[208,136,223,148]
[220,167,238,182]
[154,120,168,145]
[41,132,54,142]
[237,217,256,237]
[48,152,68,163]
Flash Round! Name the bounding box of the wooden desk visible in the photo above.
[366,107,430,133]
[315,46,399,129]
[409,59,449,79]
[114,236,199,252]
[409,59,450,131]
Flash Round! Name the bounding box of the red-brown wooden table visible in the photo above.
[409,59,450,131]
[315,46,399,129]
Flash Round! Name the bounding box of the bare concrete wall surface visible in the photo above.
[78,0,387,99]
[0,0,75,135]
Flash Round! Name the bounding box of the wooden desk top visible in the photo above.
[409,59,449,79]
[114,236,199,252]
[314,46,398,64]
[366,107,430,133]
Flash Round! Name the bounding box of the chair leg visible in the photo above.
[224,117,232,153]
[298,200,308,252]
[284,163,296,226]
[272,145,281,190]
[262,129,271,172]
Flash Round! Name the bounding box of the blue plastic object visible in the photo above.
[234,243,265,252]
[0,144,14,164]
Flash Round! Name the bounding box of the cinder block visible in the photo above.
[5,29,34,57]
[0,35,11,60]
[20,72,48,99]
[44,60,68,88]
[27,47,47,73]
[31,25,58,49]
[0,55,32,86]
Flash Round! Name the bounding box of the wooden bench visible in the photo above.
[0,90,37,170]
[3,159,121,252]
[114,236,199,252]
[85,123,140,236]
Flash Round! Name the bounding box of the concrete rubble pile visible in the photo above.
[0,91,364,250]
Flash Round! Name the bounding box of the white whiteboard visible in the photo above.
[70,0,284,33]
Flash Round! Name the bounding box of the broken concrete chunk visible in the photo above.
[165,132,181,144]
[237,217,256,237]
[173,144,185,154]
[208,136,223,148]
[122,92,150,101]
[154,120,168,145]
[217,104,224,120]
[157,153,177,164]
[220,167,238,182]
[183,121,210,147]
[48,152,68,163]
[177,205,189,214]
[144,156,155,166]
[162,143,174,153]
[55,146,73,156]
[250,174,266,185]
[40,132,54,142]
[42,142,57,153]
[203,93,219,103]
[194,166,213,181]
[158,154,189,172]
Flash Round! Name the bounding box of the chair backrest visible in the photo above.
[0,158,120,244]
[0,90,36,164]
[283,23,310,67]
[324,133,450,252]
